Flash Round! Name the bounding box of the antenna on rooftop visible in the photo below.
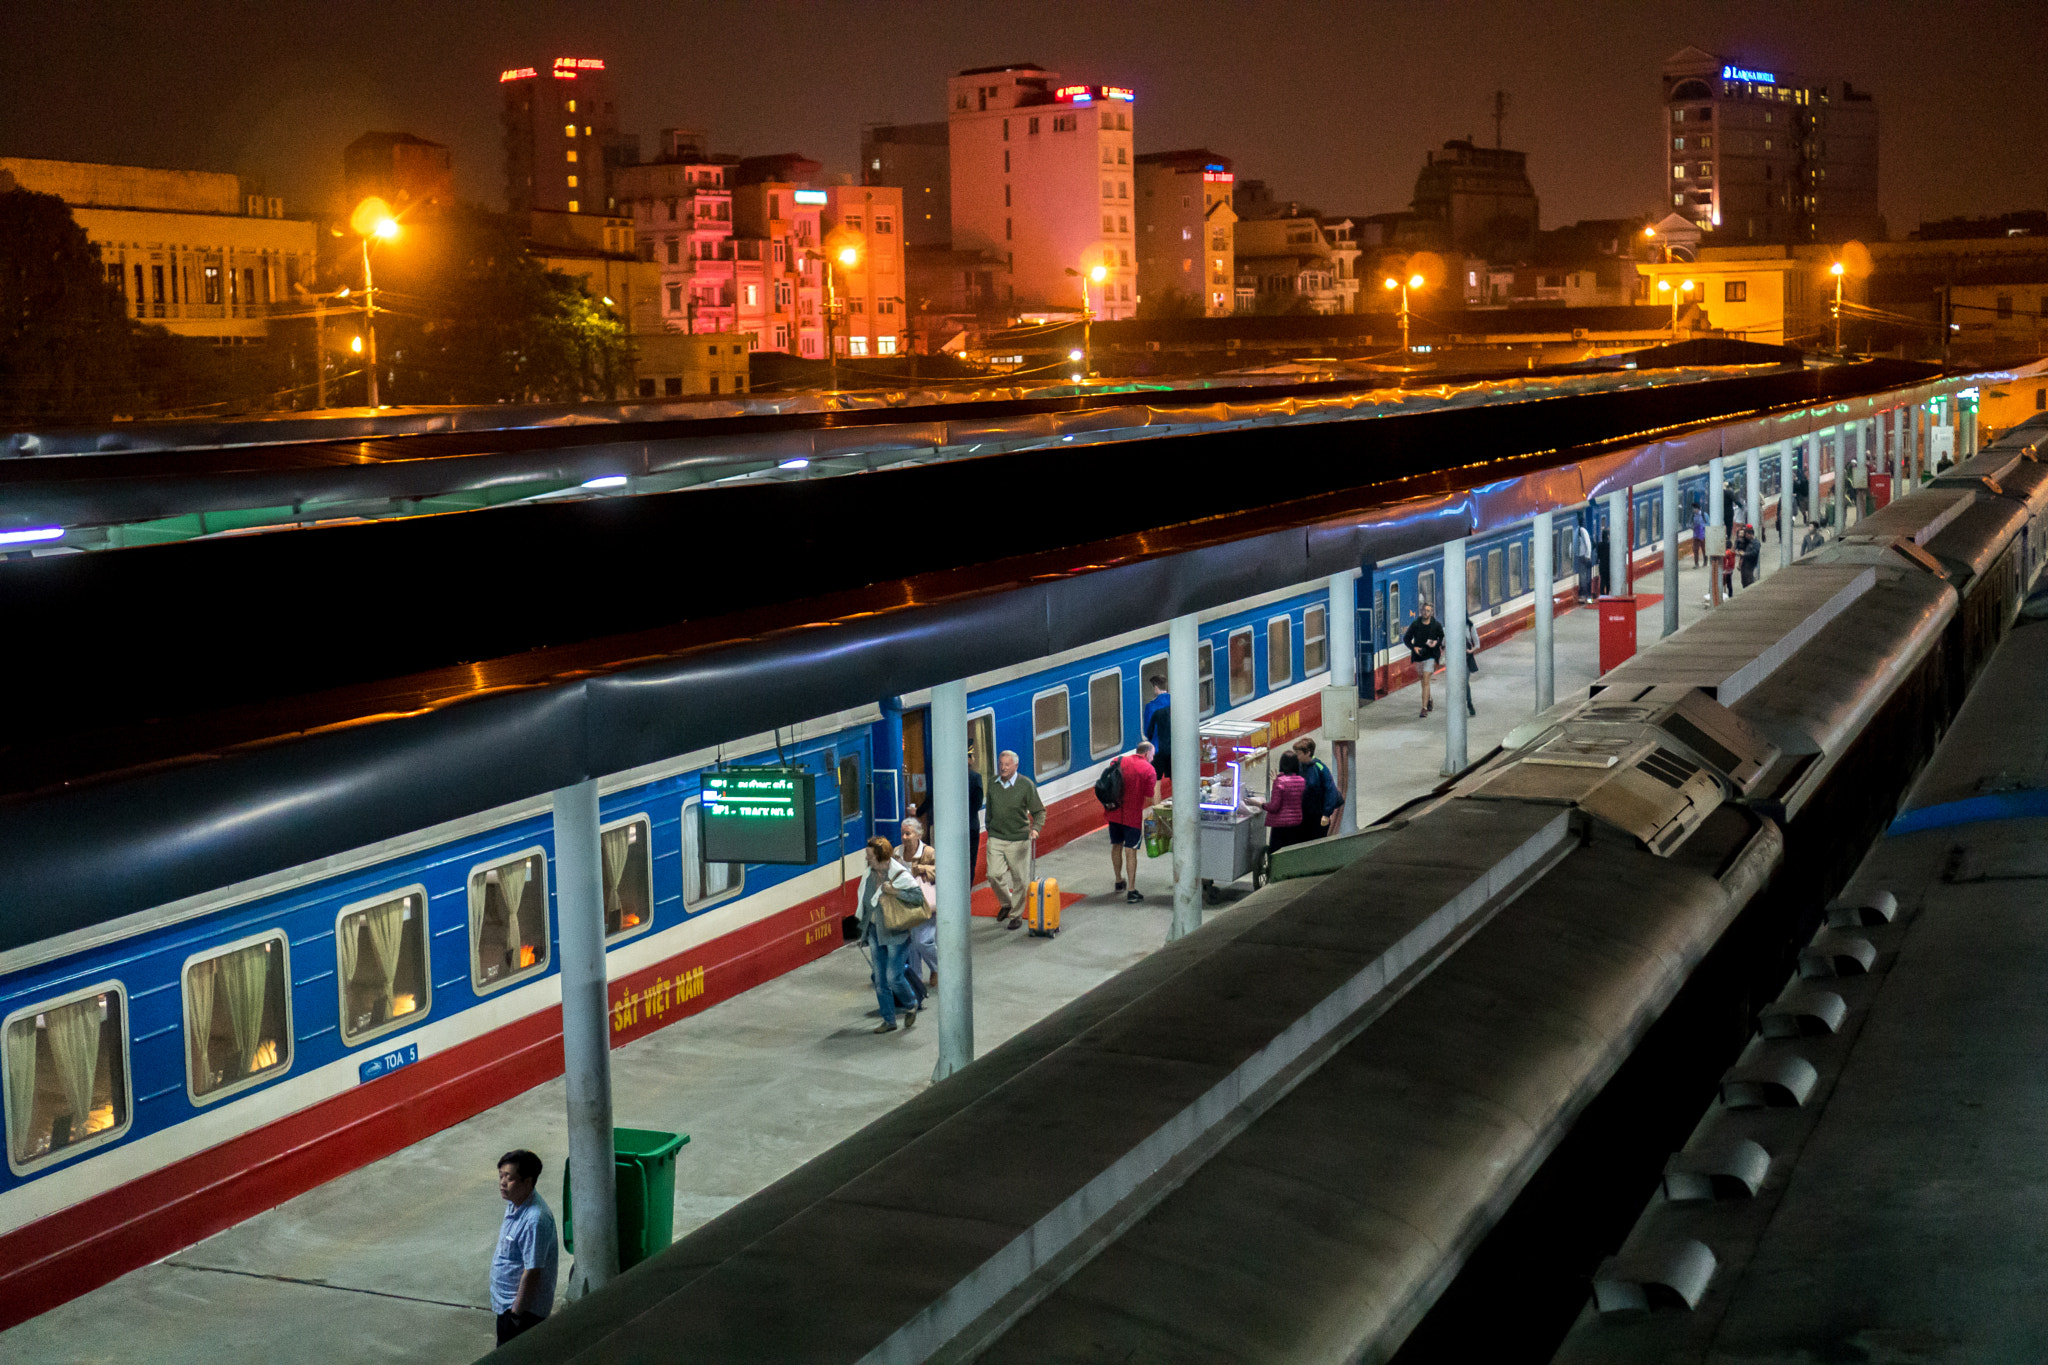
[1491,89,1511,149]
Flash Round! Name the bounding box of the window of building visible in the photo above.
[744,283,758,306]
[1005,217,1012,241]
[849,298,863,314]
[681,797,743,908]
[1673,137,1685,150]
[1104,214,1114,233]
[667,198,678,222]
[1182,259,1192,273]
[1725,280,1748,302]
[565,124,577,137]
[184,933,292,1103]
[1054,114,1075,132]
[1088,669,1123,759]
[1673,164,1686,179]
[1004,184,1011,207]
[568,201,579,213]
[600,815,654,939]
[774,323,790,348]
[333,885,433,1051]
[4,984,130,1174]
[876,216,893,235]
[1103,180,1114,199]
[1028,116,1040,134]
[1997,295,2014,319]
[664,376,682,396]
[567,174,579,189]
[1304,605,1328,674]
[1118,181,1128,198]
[850,335,869,356]
[1700,135,1712,149]
[1002,118,1009,140]
[878,335,897,355]
[1673,108,1685,122]
[202,265,221,304]
[1117,147,1127,165]
[667,284,682,312]
[1228,627,1256,704]
[1032,686,1072,778]
[468,849,549,993]
[1120,283,1130,299]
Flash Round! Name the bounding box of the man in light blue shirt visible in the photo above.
[491,1149,559,1346]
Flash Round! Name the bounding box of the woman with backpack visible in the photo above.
[857,836,927,1034]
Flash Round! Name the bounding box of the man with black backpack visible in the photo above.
[1098,741,1160,902]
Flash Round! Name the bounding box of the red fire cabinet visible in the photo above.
[1598,595,1638,675]
[1869,472,1894,509]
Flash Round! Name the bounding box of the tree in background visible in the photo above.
[367,205,630,405]
[1137,288,1204,321]
[0,187,136,424]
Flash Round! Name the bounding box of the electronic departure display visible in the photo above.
[700,767,817,865]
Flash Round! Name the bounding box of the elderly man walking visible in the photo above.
[985,749,1045,931]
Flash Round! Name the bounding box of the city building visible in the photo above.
[1661,47,1881,245]
[523,208,662,334]
[947,64,1138,320]
[1134,149,1236,317]
[0,156,314,344]
[821,184,908,358]
[1408,139,1539,258]
[903,244,1013,354]
[1473,219,1656,309]
[860,122,951,248]
[633,330,750,397]
[342,132,453,218]
[731,166,828,359]
[613,131,759,342]
[1638,245,1849,347]
[1234,207,1360,315]
[501,56,628,216]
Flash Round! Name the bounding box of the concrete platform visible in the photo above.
[0,534,1801,1363]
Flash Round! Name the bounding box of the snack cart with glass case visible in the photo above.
[1197,719,1272,902]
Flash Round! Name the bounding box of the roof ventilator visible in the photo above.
[1760,987,1847,1038]
[1719,1052,1819,1109]
[1827,889,1898,927]
[1799,931,1877,979]
[1592,1240,1718,1317]
[1661,1138,1771,1203]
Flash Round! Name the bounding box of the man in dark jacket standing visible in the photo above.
[1141,675,1172,788]
[1290,738,1344,839]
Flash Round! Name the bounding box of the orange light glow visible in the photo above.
[519,946,537,968]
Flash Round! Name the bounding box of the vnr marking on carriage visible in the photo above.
[358,1043,419,1085]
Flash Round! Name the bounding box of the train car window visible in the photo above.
[1417,569,1436,613]
[1486,549,1504,605]
[1303,605,1328,674]
[1466,555,1484,607]
[1032,686,1072,778]
[1509,543,1526,597]
[602,815,654,941]
[838,754,862,821]
[681,799,744,909]
[185,933,293,1104]
[1267,617,1292,690]
[468,850,550,994]
[1197,642,1216,716]
[1088,669,1123,759]
[1227,628,1255,705]
[336,888,430,1048]
[4,984,130,1175]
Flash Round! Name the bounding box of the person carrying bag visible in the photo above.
[857,837,928,1033]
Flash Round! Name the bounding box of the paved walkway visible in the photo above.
[0,527,1810,1363]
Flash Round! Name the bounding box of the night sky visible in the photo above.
[5,0,2042,236]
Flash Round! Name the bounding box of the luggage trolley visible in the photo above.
[1197,719,1272,904]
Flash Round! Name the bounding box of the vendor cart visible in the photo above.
[1196,719,1272,902]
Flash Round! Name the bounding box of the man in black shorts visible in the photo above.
[1106,742,1160,901]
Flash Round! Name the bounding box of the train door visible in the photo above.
[901,707,930,822]
[967,710,996,794]
[1140,651,1168,746]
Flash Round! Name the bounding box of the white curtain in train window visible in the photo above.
[4,1019,37,1163]
[498,862,531,949]
[511,860,543,956]
[219,945,270,1075]
[470,871,494,964]
[364,899,405,1013]
[601,826,630,922]
[43,997,102,1132]
[336,915,363,1011]
[185,959,218,1087]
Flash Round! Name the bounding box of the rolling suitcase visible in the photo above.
[1024,842,1060,937]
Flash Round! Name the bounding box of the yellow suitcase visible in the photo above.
[1025,877,1060,937]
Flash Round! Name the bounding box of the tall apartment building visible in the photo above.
[343,132,453,218]
[501,57,627,215]
[0,157,314,343]
[1661,47,1881,245]
[1134,150,1236,316]
[732,166,828,359]
[613,132,755,339]
[947,64,1137,319]
[860,122,950,248]
[1409,139,1539,257]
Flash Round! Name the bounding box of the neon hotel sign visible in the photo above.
[501,58,606,82]
[1721,64,1776,83]
[1055,85,1135,103]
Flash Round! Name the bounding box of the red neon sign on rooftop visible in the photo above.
[553,57,605,76]
[500,67,538,82]
[1055,85,1093,102]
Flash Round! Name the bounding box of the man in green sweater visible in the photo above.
[985,749,1046,930]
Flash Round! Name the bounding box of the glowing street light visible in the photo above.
[1830,259,1847,353]
[1382,269,1428,357]
[347,197,401,407]
[1064,259,1113,378]
[1657,276,1697,340]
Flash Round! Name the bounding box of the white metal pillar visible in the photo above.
[1779,443,1795,568]
[1326,571,1359,835]
[1745,447,1762,551]
[1660,472,1680,636]
[1606,489,1628,599]
[931,679,972,1082]
[1532,510,1555,712]
[1168,612,1202,941]
[1442,539,1468,776]
[1910,402,1923,485]
[1833,426,1849,531]
[1707,454,1726,604]
[551,778,619,1294]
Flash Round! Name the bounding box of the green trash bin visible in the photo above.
[562,1127,690,1271]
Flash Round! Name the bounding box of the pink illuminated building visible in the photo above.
[947,64,1138,320]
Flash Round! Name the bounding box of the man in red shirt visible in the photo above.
[1108,742,1161,903]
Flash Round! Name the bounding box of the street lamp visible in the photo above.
[818,233,863,392]
[1656,277,1696,340]
[1829,260,1846,354]
[348,197,401,407]
[1065,261,1110,378]
[1382,271,1426,356]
